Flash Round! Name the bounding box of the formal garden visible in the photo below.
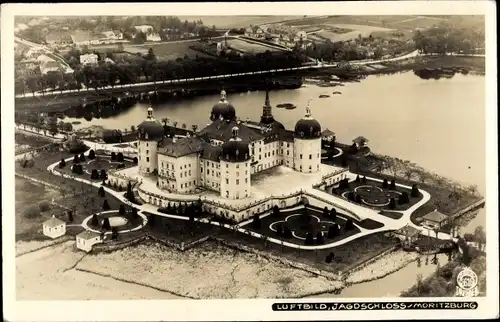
[327,175,423,212]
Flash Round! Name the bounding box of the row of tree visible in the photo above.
[15,50,304,95]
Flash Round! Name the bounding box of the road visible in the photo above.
[15,50,428,99]
[15,36,74,74]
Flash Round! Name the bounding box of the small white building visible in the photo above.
[80,53,99,66]
[43,215,66,239]
[134,25,153,34]
[76,230,102,253]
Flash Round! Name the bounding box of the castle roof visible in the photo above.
[159,136,204,158]
[43,216,65,228]
[199,119,263,142]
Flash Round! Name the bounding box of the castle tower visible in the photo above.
[260,89,275,124]
[293,100,322,173]
[137,105,164,175]
[220,126,251,200]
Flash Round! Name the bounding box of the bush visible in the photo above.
[382,179,389,189]
[119,204,125,215]
[133,157,138,164]
[90,169,99,180]
[276,224,283,237]
[411,184,420,198]
[90,214,99,226]
[102,217,111,230]
[99,169,107,179]
[102,199,110,210]
[72,164,84,175]
[58,158,66,168]
[67,210,74,223]
[38,200,51,212]
[88,149,96,159]
[347,191,355,201]
[316,232,325,245]
[328,224,339,238]
[98,186,105,197]
[399,191,410,204]
[345,219,355,231]
[23,205,41,218]
[111,227,119,240]
[389,198,396,209]
[329,208,337,220]
[390,179,396,190]
[283,226,293,238]
[73,154,80,164]
[111,152,116,161]
[325,252,335,263]
[355,194,362,203]
[102,129,123,144]
[132,207,138,219]
[272,205,280,217]
[362,176,367,183]
[252,215,261,229]
[79,153,86,162]
[355,175,360,182]
[117,152,124,162]
[305,232,315,245]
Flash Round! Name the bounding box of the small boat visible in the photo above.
[332,91,342,95]
[277,103,295,109]
[319,94,330,98]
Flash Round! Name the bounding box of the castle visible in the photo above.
[136,90,324,200]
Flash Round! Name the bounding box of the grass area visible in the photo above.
[226,38,280,53]
[15,132,54,155]
[245,206,360,246]
[218,229,398,273]
[127,41,214,61]
[15,177,61,241]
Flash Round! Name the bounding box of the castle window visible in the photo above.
[287,151,289,156]
[309,154,312,159]
[146,143,149,147]
[309,165,312,170]
[300,165,302,171]
[181,184,183,188]
[207,169,209,174]
[146,150,149,154]
[226,178,229,184]
[189,170,191,176]
[317,153,320,158]
[300,154,303,159]
[147,167,150,172]
[146,157,149,162]
[245,178,248,183]
[236,164,239,169]
[236,172,239,177]
[236,179,239,185]
[226,164,228,168]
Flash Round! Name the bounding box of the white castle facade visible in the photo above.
[135,90,324,200]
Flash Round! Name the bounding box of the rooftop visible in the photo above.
[43,216,65,228]
[77,230,101,240]
[422,210,449,223]
[394,224,421,237]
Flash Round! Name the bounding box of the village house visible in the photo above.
[42,215,66,239]
[134,25,154,34]
[45,32,73,47]
[79,53,99,66]
[76,231,102,253]
[36,55,61,75]
[71,31,103,47]
[101,30,124,42]
[147,33,162,42]
[391,224,422,247]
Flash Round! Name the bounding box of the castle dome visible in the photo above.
[137,106,164,141]
[210,90,236,121]
[294,103,321,139]
[221,127,250,162]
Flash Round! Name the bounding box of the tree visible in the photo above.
[59,158,66,168]
[276,224,283,237]
[119,204,126,215]
[98,186,105,197]
[283,226,293,238]
[252,215,261,229]
[355,174,360,182]
[329,208,337,220]
[323,206,329,217]
[67,210,74,223]
[91,169,99,179]
[382,179,389,189]
[316,231,325,245]
[111,227,119,240]
[102,199,110,210]
[305,232,314,245]
[88,149,96,159]
[390,179,396,190]
[111,152,117,161]
[132,207,139,219]
[399,191,410,204]
[345,219,354,231]
[272,205,280,217]
[79,152,86,162]
[117,152,124,162]
[328,224,339,238]
[411,184,420,198]
[473,226,486,250]
[99,169,107,179]
[133,157,138,164]
[91,214,99,226]
[73,154,80,164]
[389,198,397,209]
[102,217,111,230]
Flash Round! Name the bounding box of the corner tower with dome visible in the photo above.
[137,105,164,175]
[293,102,322,173]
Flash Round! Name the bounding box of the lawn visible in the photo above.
[15,177,62,241]
[127,41,214,61]
[327,177,423,212]
[245,206,361,247]
[15,133,54,154]
[226,38,279,53]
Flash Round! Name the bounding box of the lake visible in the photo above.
[65,71,486,297]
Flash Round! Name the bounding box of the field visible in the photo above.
[179,16,302,29]
[76,241,343,299]
[226,38,279,53]
[124,41,214,60]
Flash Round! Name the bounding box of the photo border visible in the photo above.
[2,1,498,321]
